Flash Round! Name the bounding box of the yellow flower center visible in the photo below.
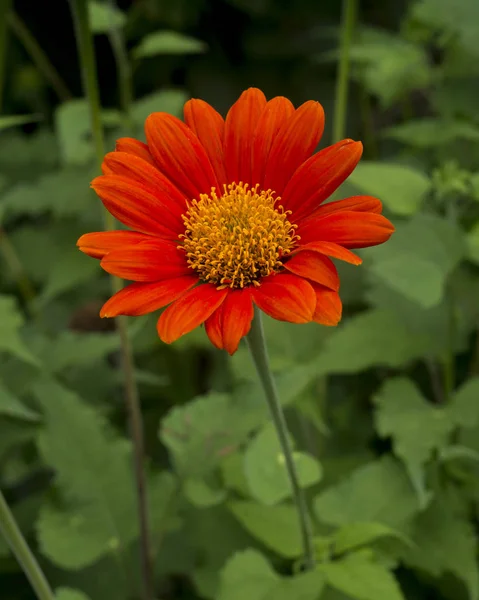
[181,183,299,289]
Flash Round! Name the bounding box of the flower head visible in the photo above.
[78,88,394,354]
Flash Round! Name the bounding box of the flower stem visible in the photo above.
[69,2,154,599]
[246,308,316,570]
[0,489,55,600]
[8,11,72,102]
[332,0,357,144]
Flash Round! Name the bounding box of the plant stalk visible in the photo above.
[69,2,154,599]
[246,308,316,570]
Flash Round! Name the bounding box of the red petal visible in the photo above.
[284,251,339,290]
[91,176,183,239]
[102,152,186,214]
[311,283,342,326]
[115,138,156,166]
[157,284,228,344]
[299,211,395,249]
[100,276,197,317]
[310,195,382,219]
[145,112,219,199]
[77,231,150,259]
[205,288,254,355]
[251,96,295,188]
[297,241,362,265]
[100,240,189,281]
[251,273,316,323]
[263,100,325,196]
[224,88,267,186]
[282,140,363,221]
[184,98,227,186]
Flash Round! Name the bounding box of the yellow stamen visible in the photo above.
[181,183,299,289]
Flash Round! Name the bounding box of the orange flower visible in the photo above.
[78,88,394,354]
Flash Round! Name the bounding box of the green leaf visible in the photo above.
[373,378,453,469]
[218,548,325,600]
[132,89,188,124]
[33,379,140,569]
[88,0,126,34]
[450,377,479,428]
[314,457,420,528]
[55,589,91,600]
[133,30,207,58]
[401,497,479,600]
[228,501,302,558]
[314,309,429,374]
[0,295,40,365]
[347,162,430,215]
[384,119,479,148]
[368,214,465,308]
[244,422,322,505]
[0,380,40,421]
[184,477,227,507]
[318,552,406,600]
[333,522,411,555]
[0,113,42,131]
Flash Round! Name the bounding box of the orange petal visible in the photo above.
[311,195,382,219]
[115,138,156,166]
[145,112,219,199]
[205,288,254,355]
[251,96,295,187]
[102,152,187,214]
[77,231,150,259]
[91,176,183,239]
[100,276,197,317]
[157,284,228,344]
[251,273,316,323]
[311,283,342,326]
[299,211,395,249]
[184,98,227,186]
[224,88,267,186]
[282,140,363,221]
[263,100,325,196]
[297,241,362,266]
[283,251,339,290]
[100,240,189,281]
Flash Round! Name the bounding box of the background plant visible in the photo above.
[1,0,479,599]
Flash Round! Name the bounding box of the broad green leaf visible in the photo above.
[318,552,406,600]
[402,497,479,600]
[184,477,227,507]
[373,378,452,469]
[218,548,324,600]
[244,422,322,505]
[314,309,429,374]
[0,380,40,421]
[228,501,302,558]
[55,589,91,600]
[132,89,188,125]
[333,522,411,555]
[133,31,207,58]
[384,119,479,148]
[88,0,126,34]
[0,113,42,131]
[0,296,40,365]
[33,379,139,569]
[368,214,465,308]
[314,457,420,528]
[348,162,430,215]
[450,378,479,429]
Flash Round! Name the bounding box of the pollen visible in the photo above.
[181,183,299,289]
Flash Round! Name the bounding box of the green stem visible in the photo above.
[332,0,357,144]
[246,308,316,570]
[0,229,36,316]
[106,0,134,127]
[69,3,154,599]
[8,11,72,102]
[0,489,55,600]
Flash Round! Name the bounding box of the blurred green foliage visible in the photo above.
[1,0,479,599]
